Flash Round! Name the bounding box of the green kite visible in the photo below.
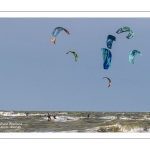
[66,51,78,61]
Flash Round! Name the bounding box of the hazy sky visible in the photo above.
[0,18,149,112]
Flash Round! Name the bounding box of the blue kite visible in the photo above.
[107,35,116,49]
[129,50,142,64]
[50,27,70,44]
[101,48,112,69]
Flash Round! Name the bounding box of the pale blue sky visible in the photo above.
[0,18,149,111]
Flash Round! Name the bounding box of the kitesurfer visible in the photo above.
[47,113,51,121]
[51,114,56,119]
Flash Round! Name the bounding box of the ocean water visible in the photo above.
[0,111,150,132]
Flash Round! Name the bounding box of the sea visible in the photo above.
[0,110,150,133]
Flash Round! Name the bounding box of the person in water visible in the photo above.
[53,114,56,119]
[51,114,56,119]
[26,112,29,116]
[87,114,90,118]
[47,113,51,121]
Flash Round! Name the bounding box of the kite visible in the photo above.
[103,77,112,88]
[129,50,142,64]
[50,27,70,44]
[101,48,112,69]
[107,35,116,49]
[66,51,78,61]
[116,26,134,39]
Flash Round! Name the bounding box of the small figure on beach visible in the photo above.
[87,114,90,118]
[47,113,51,121]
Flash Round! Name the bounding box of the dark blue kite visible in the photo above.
[107,35,116,49]
[101,48,112,69]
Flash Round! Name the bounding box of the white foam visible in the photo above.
[145,118,150,120]
[111,124,150,133]
[0,111,26,117]
[79,116,87,119]
[58,112,68,115]
[119,117,132,120]
[84,124,150,133]
[121,127,149,133]
[85,126,100,132]
[43,115,80,122]
[0,111,46,117]
[99,116,117,120]
[25,113,47,117]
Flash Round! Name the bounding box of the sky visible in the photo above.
[0,18,149,112]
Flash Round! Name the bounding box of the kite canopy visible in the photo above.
[103,77,112,88]
[107,35,116,49]
[129,50,142,64]
[50,27,70,44]
[101,48,112,69]
[116,26,134,39]
[66,50,78,61]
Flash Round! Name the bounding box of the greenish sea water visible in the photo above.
[0,111,150,132]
